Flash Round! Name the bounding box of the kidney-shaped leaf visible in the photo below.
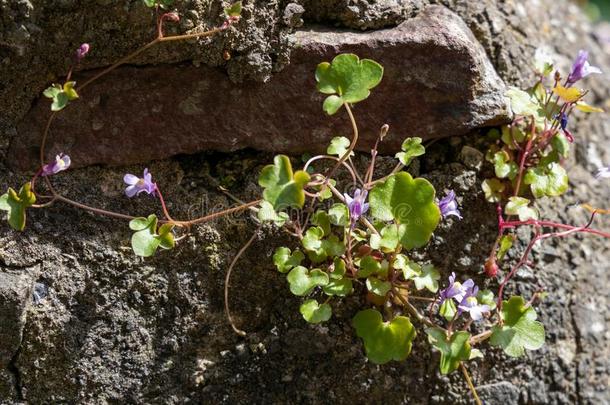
[353,309,416,364]
[369,172,440,249]
[490,296,545,357]
[315,54,383,115]
[259,155,310,210]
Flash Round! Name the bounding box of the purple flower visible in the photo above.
[567,50,602,84]
[458,295,490,321]
[439,272,475,305]
[557,112,574,142]
[438,190,462,220]
[76,43,90,61]
[123,168,157,198]
[41,154,71,176]
[344,188,369,223]
[595,166,610,179]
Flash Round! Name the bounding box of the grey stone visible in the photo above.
[477,381,520,405]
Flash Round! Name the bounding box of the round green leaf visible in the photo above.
[490,296,545,357]
[524,163,568,198]
[365,277,391,297]
[300,299,332,323]
[286,266,329,296]
[369,172,440,249]
[315,54,384,114]
[353,309,416,364]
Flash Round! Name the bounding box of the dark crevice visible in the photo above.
[8,345,24,401]
[568,296,584,405]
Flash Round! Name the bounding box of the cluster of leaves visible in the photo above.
[0,183,36,231]
[43,82,79,111]
[129,214,175,257]
[482,52,603,222]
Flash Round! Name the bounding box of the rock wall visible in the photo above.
[0,0,609,404]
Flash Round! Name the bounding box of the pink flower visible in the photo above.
[76,43,90,61]
[41,154,71,176]
[123,168,157,198]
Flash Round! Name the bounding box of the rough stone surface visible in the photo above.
[0,0,609,404]
[9,5,509,171]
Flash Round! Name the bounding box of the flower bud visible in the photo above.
[484,257,499,278]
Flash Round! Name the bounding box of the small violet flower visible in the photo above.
[343,188,369,223]
[595,166,610,179]
[41,153,71,176]
[437,190,462,220]
[567,50,602,84]
[76,43,90,61]
[439,272,474,305]
[124,168,157,198]
[458,295,490,321]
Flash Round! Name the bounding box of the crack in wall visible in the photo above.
[568,295,584,405]
[7,345,24,401]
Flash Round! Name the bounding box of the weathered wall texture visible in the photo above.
[0,0,609,404]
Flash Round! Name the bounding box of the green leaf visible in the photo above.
[330,257,346,279]
[43,85,61,99]
[321,235,346,257]
[130,214,161,257]
[353,309,416,364]
[51,92,69,111]
[0,183,36,231]
[327,136,353,158]
[482,178,506,203]
[505,197,538,221]
[395,137,425,166]
[496,235,514,261]
[300,299,332,323]
[273,247,305,273]
[62,81,79,100]
[369,172,440,249]
[322,95,343,115]
[286,266,329,296]
[501,125,526,148]
[393,254,421,280]
[328,203,349,227]
[224,1,242,17]
[257,200,289,226]
[439,299,457,322]
[507,87,539,116]
[551,133,570,158]
[302,227,324,251]
[357,255,382,278]
[312,211,331,236]
[369,223,405,252]
[493,151,518,180]
[157,223,175,250]
[476,289,497,311]
[412,264,439,292]
[524,162,568,198]
[366,277,392,297]
[259,155,310,210]
[426,328,471,374]
[490,296,545,357]
[315,54,384,115]
[323,278,353,296]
